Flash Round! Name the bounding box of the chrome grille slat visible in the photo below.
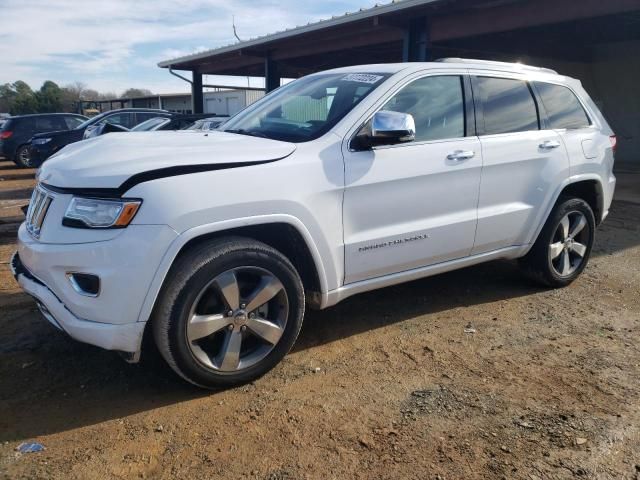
[25,185,53,239]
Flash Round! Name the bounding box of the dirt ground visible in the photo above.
[0,159,638,480]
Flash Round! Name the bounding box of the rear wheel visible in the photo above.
[520,196,595,287]
[14,145,33,168]
[152,237,305,388]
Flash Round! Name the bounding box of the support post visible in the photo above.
[191,71,204,113]
[264,55,280,93]
[402,17,431,62]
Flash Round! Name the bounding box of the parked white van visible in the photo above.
[13,59,616,388]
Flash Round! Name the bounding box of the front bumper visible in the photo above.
[11,252,146,354]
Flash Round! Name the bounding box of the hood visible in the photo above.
[37,130,296,192]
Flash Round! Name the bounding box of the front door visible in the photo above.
[342,74,482,284]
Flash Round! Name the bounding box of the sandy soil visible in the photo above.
[0,160,638,479]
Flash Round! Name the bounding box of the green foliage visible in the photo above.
[36,80,63,113]
[121,88,153,99]
[0,81,156,115]
[8,81,38,115]
[0,80,66,114]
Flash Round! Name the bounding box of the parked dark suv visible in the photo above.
[29,108,170,167]
[0,114,87,167]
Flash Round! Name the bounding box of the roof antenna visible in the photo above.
[232,16,242,42]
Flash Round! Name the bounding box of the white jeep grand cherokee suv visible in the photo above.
[12,59,616,388]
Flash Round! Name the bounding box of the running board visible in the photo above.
[321,245,526,309]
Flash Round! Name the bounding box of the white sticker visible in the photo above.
[342,73,384,84]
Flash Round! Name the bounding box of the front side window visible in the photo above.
[222,72,390,142]
[476,77,539,135]
[381,75,465,142]
[64,116,85,129]
[104,113,134,129]
[534,82,590,130]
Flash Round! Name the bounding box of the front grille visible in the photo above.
[25,185,53,238]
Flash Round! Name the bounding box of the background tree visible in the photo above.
[121,88,152,98]
[36,80,63,113]
[0,83,17,113]
[9,81,38,115]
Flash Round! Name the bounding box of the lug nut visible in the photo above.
[227,310,233,317]
[240,303,246,309]
[228,324,234,331]
[249,313,255,319]
[241,325,247,332]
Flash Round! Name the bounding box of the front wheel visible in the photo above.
[152,237,305,389]
[520,196,595,288]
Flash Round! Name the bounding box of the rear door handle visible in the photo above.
[539,140,561,150]
[447,150,475,161]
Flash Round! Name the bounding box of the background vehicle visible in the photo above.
[0,113,87,167]
[90,113,217,137]
[28,108,169,166]
[13,60,616,389]
[186,116,230,131]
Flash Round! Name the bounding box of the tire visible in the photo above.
[152,237,305,389]
[520,196,595,288]
[14,145,34,168]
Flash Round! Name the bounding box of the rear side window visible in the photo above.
[476,77,539,135]
[534,82,590,129]
[381,75,465,142]
[36,116,66,131]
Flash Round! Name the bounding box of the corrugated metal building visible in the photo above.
[158,0,640,169]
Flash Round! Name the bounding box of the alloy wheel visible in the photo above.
[549,211,590,277]
[186,266,289,372]
[18,147,32,167]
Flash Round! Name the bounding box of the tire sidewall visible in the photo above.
[15,145,33,168]
[541,198,595,285]
[163,245,304,388]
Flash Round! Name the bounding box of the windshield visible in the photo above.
[221,72,390,142]
[132,117,169,131]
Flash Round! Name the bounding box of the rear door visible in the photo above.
[342,73,482,284]
[470,74,569,255]
[532,81,599,176]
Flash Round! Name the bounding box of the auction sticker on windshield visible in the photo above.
[342,74,384,84]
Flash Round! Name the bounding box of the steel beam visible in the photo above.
[265,55,281,92]
[191,72,203,113]
[403,16,431,62]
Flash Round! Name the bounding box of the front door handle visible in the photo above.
[447,150,475,161]
[539,140,561,150]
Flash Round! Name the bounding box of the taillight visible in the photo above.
[609,135,617,153]
[0,131,13,139]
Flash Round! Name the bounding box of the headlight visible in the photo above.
[63,197,141,228]
[32,138,51,145]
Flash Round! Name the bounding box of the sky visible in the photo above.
[0,0,383,96]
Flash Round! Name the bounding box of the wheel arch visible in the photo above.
[522,175,605,258]
[559,179,604,225]
[137,215,328,328]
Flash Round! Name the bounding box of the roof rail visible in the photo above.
[435,58,558,75]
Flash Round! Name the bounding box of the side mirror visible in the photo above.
[371,111,415,144]
[353,111,416,149]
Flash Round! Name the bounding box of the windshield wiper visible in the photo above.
[224,128,268,139]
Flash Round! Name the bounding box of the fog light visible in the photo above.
[67,273,100,297]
